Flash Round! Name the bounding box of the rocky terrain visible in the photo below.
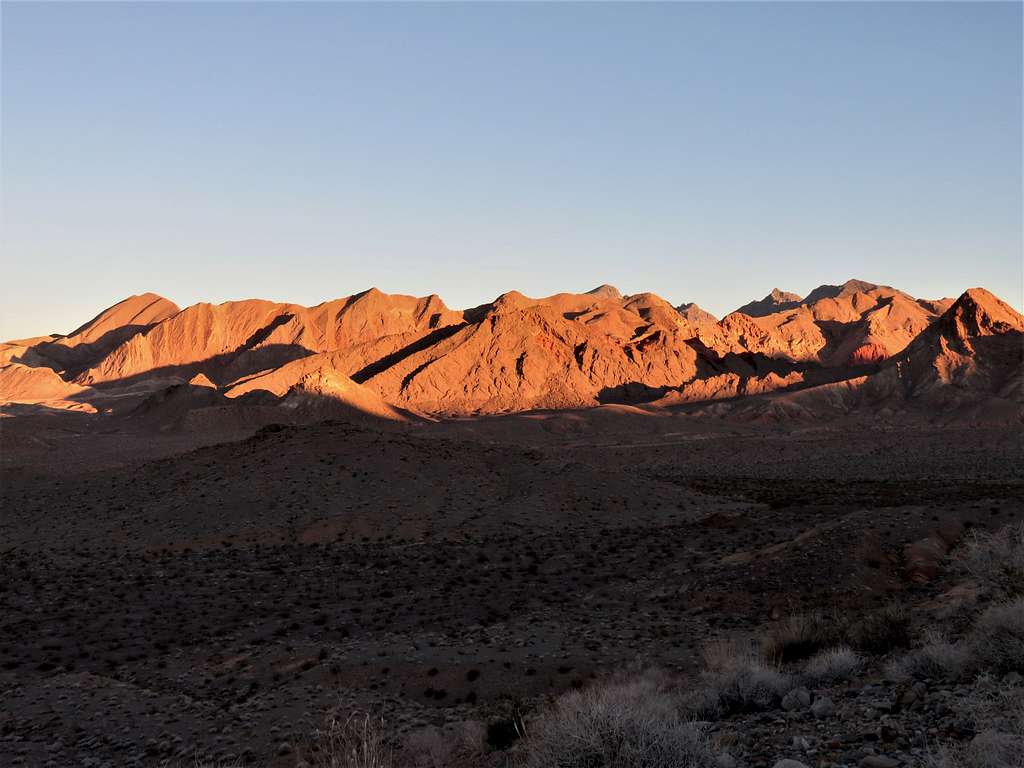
[1,278,1021,767]
[1,410,1022,767]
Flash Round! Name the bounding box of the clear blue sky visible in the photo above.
[2,1,1021,339]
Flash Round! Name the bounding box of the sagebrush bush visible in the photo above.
[971,598,1024,674]
[889,630,972,682]
[965,523,1024,598]
[687,641,794,717]
[522,671,715,768]
[802,646,864,684]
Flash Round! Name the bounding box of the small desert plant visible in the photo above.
[964,523,1024,598]
[522,670,714,768]
[888,630,973,682]
[305,712,392,768]
[970,598,1024,674]
[763,610,844,663]
[927,731,1024,768]
[802,645,865,684]
[402,721,487,768]
[688,640,794,717]
[846,603,912,654]
[920,669,1024,768]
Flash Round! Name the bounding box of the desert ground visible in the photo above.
[2,406,1022,767]
[2,281,1022,767]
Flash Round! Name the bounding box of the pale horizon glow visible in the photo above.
[2,2,1021,339]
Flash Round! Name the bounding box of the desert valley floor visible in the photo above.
[1,281,1022,767]
[1,409,1021,767]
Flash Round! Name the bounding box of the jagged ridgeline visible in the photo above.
[1,281,1021,424]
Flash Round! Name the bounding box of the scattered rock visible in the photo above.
[811,696,834,719]
[782,687,811,712]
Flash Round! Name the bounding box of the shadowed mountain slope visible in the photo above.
[2,282,1019,421]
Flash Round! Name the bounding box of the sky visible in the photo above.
[2,1,1021,339]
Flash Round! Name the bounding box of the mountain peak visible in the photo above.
[803,279,885,305]
[585,284,622,299]
[676,302,719,325]
[942,288,1024,336]
[734,289,802,317]
[65,292,179,340]
[488,290,531,313]
[768,288,800,302]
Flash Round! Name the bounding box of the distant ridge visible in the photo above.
[2,281,1020,423]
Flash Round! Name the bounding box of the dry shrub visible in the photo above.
[402,721,487,768]
[687,640,794,717]
[846,604,912,654]
[928,731,1024,768]
[763,610,844,663]
[888,630,973,682]
[802,646,865,684]
[965,730,1024,768]
[970,598,1024,674]
[522,670,714,768]
[305,713,392,768]
[964,523,1024,598]
[925,675,1024,767]
[766,603,910,663]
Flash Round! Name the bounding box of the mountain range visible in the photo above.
[2,279,1021,426]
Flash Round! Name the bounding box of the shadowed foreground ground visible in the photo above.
[1,413,1021,766]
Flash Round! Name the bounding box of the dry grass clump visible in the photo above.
[401,721,487,768]
[521,670,714,768]
[304,713,393,768]
[926,679,1024,768]
[802,646,864,684]
[964,523,1024,599]
[845,604,912,654]
[765,604,911,663]
[687,640,794,717]
[928,732,1024,768]
[970,598,1024,674]
[888,630,973,682]
[762,610,844,663]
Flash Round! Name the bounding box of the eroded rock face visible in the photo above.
[2,283,1020,421]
